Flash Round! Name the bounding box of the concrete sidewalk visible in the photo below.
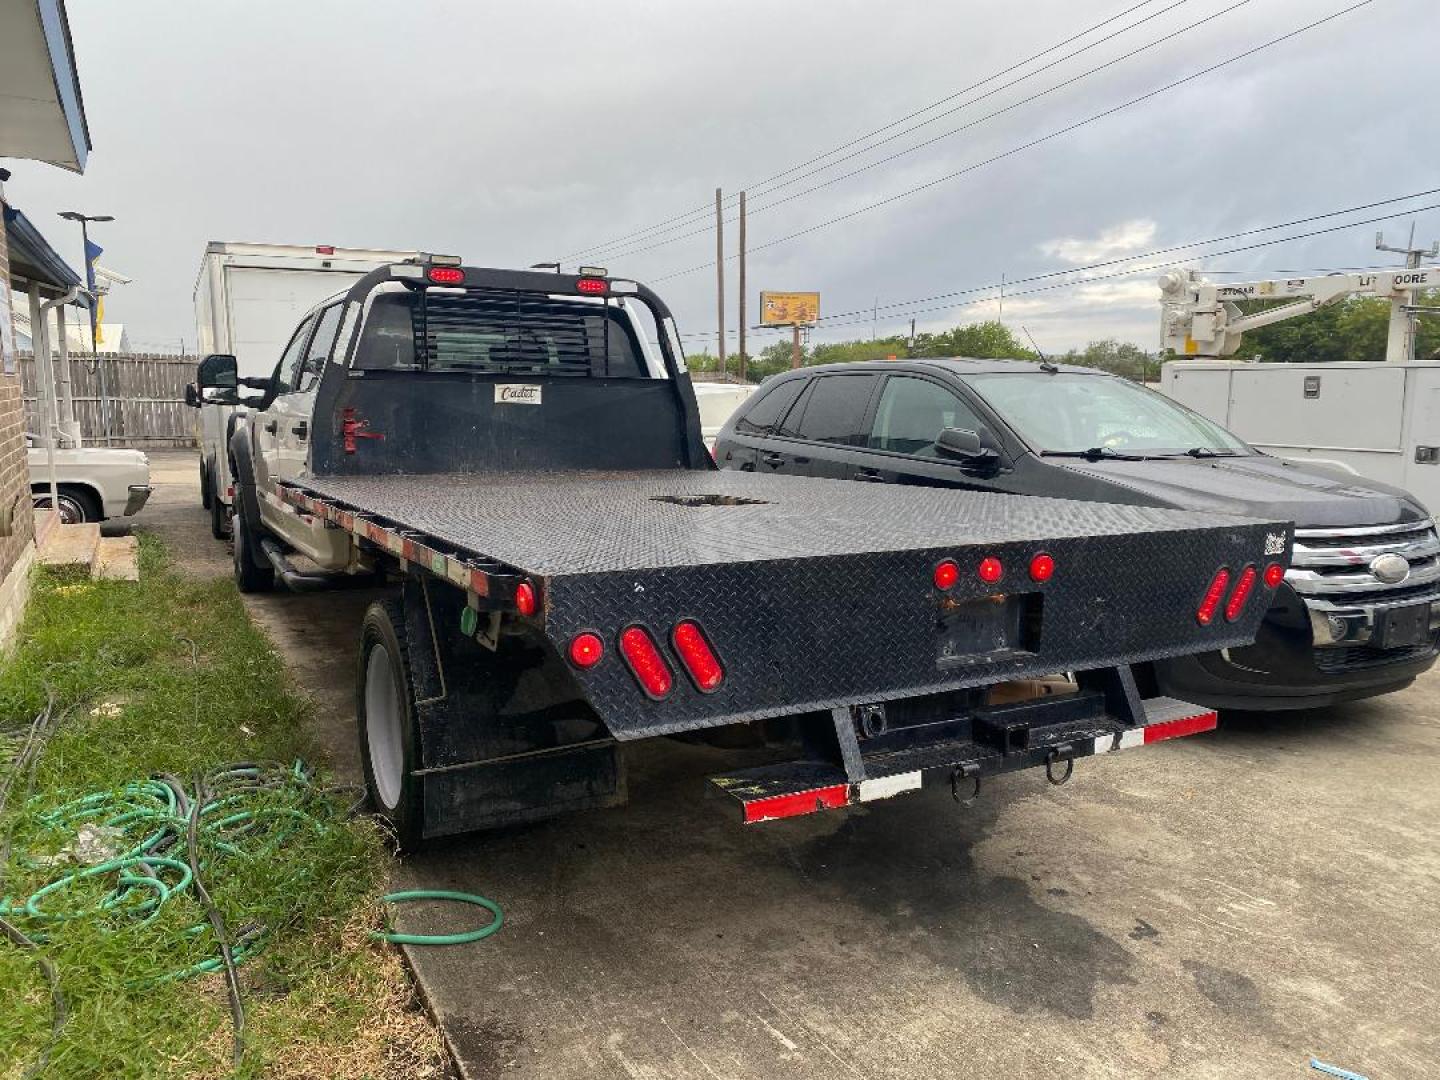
[140,451,1440,1080]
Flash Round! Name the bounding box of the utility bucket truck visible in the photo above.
[188,242,417,538]
[220,256,1290,848]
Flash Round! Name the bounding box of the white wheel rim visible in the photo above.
[365,644,405,810]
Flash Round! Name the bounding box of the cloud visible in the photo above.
[1038,220,1158,265]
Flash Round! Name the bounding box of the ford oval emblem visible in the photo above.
[1370,552,1410,585]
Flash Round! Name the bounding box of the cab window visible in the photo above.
[868,376,986,457]
[297,304,344,392]
[276,315,315,394]
[735,378,805,436]
[790,374,880,446]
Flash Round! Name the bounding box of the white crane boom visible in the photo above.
[1159,266,1440,361]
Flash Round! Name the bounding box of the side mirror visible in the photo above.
[197,353,239,392]
[184,383,200,408]
[936,427,1001,471]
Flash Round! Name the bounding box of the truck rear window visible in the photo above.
[354,289,650,377]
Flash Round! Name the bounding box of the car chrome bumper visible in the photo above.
[123,484,152,516]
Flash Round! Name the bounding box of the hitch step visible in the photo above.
[710,697,1217,823]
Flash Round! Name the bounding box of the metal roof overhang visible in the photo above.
[0,0,91,173]
[4,205,89,304]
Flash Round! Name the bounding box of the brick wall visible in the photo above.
[0,184,36,587]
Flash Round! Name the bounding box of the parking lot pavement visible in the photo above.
[141,450,1440,1079]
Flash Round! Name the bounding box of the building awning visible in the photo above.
[4,205,90,305]
[0,0,91,173]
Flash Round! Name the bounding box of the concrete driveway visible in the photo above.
[141,451,1440,1079]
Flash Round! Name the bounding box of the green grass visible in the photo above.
[0,537,439,1079]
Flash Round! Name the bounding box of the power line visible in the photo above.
[812,201,1440,332]
[816,186,1439,323]
[594,0,1240,265]
[559,0,1183,261]
[650,0,1376,284]
[669,195,1440,341]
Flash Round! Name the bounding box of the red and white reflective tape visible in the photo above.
[737,706,1219,823]
[274,483,501,602]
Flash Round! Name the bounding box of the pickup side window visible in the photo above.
[867,375,985,457]
[297,303,344,392]
[735,378,805,436]
[790,374,880,446]
[353,290,651,377]
[276,315,315,394]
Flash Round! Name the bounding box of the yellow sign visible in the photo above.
[760,291,820,327]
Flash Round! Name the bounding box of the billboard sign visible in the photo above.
[760,291,820,327]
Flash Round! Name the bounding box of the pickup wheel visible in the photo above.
[231,500,274,592]
[357,598,425,851]
[200,460,212,510]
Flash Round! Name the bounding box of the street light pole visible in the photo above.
[58,211,114,443]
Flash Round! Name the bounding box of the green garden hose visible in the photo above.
[373,889,503,946]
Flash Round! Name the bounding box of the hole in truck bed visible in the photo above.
[650,495,770,508]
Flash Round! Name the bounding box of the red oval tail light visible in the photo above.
[672,621,724,692]
[619,626,673,699]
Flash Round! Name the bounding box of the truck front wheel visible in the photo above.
[357,599,425,850]
[231,499,274,592]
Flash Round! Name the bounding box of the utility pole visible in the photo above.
[715,188,726,377]
[1376,225,1439,363]
[908,318,916,357]
[998,272,1005,321]
[871,297,878,341]
[791,325,802,369]
[737,191,747,383]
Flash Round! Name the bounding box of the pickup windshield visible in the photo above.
[354,288,652,377]
[965,371,1250,457]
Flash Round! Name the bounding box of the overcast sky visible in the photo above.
[8,0,1440,355]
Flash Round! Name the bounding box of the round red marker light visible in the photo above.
[514,581,537,617]
[568,632,604,668]
[1263,563,1285,589]
[1029,553,1055,583]
[978,557,1004,585]
[933,559,959,590]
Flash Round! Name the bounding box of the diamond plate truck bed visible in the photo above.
[285,468,1292,739]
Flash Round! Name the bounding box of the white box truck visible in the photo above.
[187,241,416,536]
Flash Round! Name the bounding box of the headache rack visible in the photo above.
[412,286,634,376]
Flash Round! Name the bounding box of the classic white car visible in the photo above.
[26,435,152,524]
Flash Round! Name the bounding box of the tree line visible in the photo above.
[684,291,1440,383]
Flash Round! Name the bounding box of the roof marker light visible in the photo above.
[514,581,537,617]
[1224,564,1258,622]
[978,556,1004,585]
[576,278,608,294]
[427,266,466,284]
[1029,553,1055,583]
[619,626,674,699]
[672,620,724,692]
[315,245,335,255]
[933,559,959,590]
[1263,562,1285,589]
[1196,567,1231,626]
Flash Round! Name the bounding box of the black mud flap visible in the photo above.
[399,576,627,837]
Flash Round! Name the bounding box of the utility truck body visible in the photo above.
[220,258,1291,847]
